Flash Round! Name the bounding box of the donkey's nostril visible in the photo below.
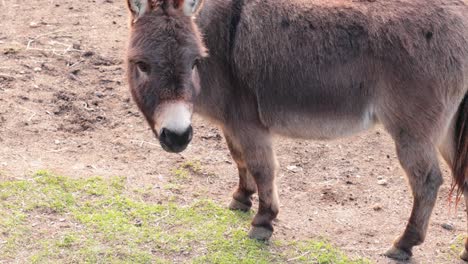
[159,126,193,153]
[160,128,169,140]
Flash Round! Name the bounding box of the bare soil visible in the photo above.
[0,1,466,263]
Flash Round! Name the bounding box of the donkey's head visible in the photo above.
[126,0,207,153]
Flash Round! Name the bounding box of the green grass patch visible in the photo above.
[446,234,465,261]
[0,171,370,263]
[171,160,204,182]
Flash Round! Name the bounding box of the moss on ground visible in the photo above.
[0,171,370,263]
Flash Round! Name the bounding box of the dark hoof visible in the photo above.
[248,226,273,241]
[228,199,251,212]
[384,246,412,261]
[460,249,468,261]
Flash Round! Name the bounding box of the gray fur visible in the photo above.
[126,0,468,260]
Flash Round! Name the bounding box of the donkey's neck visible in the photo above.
[192,0,243,123]
[197,0,236,58]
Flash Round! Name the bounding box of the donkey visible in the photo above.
[125,0,468,260]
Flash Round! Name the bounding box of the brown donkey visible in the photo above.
[125,0,468,260]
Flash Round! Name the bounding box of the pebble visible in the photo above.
[134,219,142,227]
[33,67,42,72]
[287,165,303,173]
[373,204,382,211]
[441,223,454,231]
[377,179,388,186]
[29,22,40,28]
[83,51,95,57]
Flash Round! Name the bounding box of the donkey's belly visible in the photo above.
[261,106,377,140]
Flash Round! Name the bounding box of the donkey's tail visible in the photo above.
[451,93,468,198]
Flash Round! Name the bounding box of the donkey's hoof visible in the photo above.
[460,249,468,261]
[228,199,251,212]
[384,246,412,261]
[248,226,273,241]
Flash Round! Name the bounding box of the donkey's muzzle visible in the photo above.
[159,126,193,153]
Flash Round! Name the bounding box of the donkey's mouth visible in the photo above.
[159,140,189,153]
[157,126,193,153]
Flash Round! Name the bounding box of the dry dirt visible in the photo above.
[0,1,466,263]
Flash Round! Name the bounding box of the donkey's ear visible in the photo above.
[127,0,151,21]
[181,0,204,17]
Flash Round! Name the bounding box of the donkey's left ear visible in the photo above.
[127,0,151,22]
[181,0,204,17]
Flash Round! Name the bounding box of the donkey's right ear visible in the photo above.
[127,0,151,22]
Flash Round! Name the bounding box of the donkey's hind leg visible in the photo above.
[224,131,257,211]
[385,135,443,260]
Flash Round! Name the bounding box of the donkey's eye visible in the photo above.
[136,61,151,73]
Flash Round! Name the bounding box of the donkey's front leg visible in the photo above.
[233,128,279,240]
[224,132,257,212]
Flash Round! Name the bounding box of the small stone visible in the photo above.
[377,179,388,186]
[83,51,95,57]
[29,22,40,28]
[134,219,142,227]
[33,67,42,72]
[441,223,454,231]
[59,218,66,222]
[68,74,78,81]
[54,140,61,145]
[377,176,384,180]
[373,204,382,211]
[287,165,303,173]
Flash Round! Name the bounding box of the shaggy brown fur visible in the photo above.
[125,0,468,260]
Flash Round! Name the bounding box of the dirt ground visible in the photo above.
[0,0,467,263]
